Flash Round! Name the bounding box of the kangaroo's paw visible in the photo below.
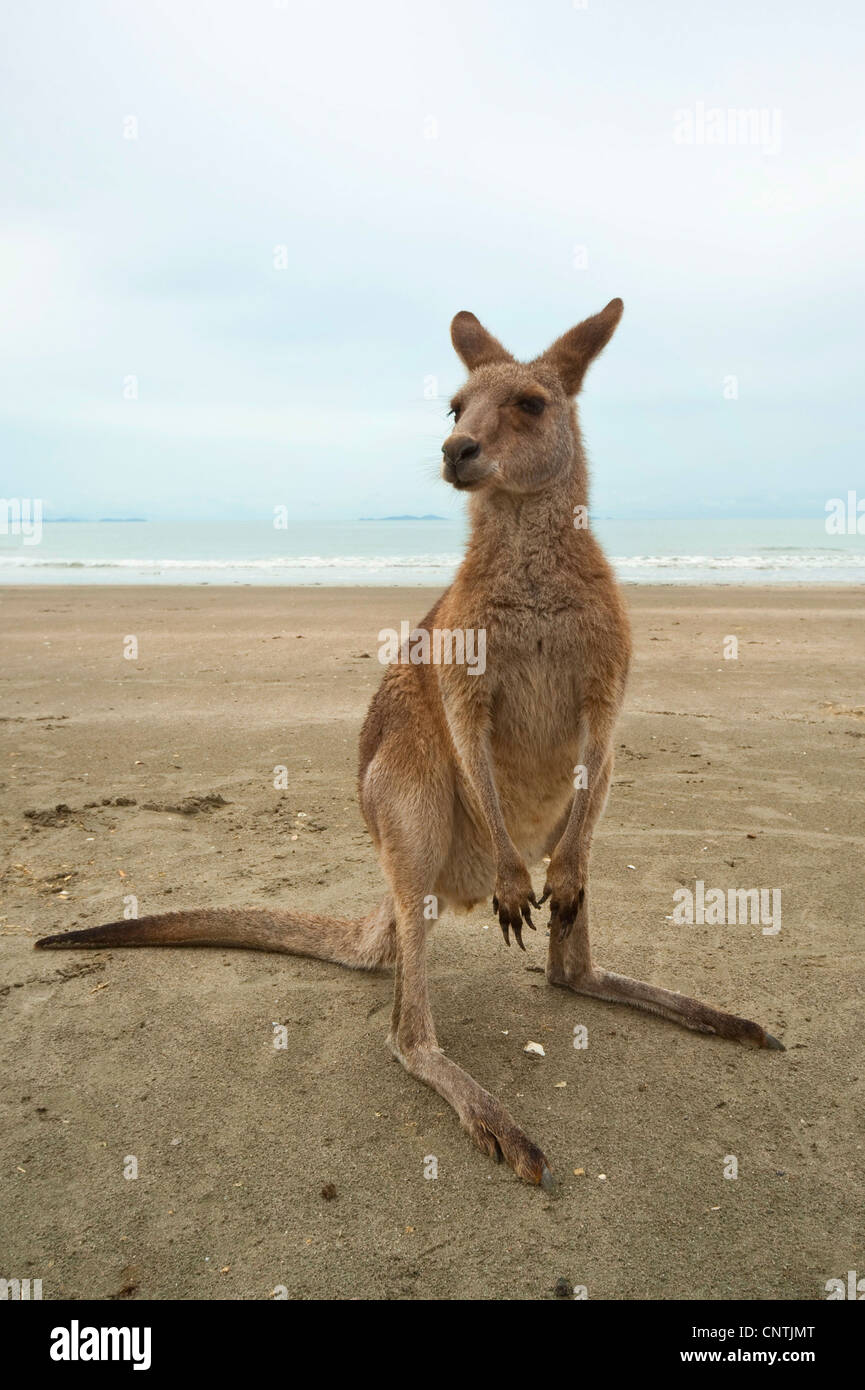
[539,857,587,940]
[492,859,539,950]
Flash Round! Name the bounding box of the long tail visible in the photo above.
[34,898,396,972]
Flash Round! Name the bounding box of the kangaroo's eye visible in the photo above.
[517,396,545,416]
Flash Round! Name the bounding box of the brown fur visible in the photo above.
[36,300,782,1188]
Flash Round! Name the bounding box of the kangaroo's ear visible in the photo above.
[539,298,624,395]
[450,311,513,371]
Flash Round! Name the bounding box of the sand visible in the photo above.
[1,583,863,1301]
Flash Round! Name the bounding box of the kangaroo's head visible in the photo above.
[442,299,623,495]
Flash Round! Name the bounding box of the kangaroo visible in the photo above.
[36,299,783,1188]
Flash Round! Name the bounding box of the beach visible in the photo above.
[1,583,863,1300]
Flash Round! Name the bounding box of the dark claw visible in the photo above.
[528,890,541,909]
[537,885,551,906]
[764,1032,785,1051]
[548,885,585,943]
[540,1165,557,1194]
[495,893,538,951]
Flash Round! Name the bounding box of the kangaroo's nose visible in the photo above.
[443,435,481,470]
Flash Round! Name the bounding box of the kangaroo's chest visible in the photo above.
[487,614,588,774]
[488,649,584,855]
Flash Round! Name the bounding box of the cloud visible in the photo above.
[1,0,862,518]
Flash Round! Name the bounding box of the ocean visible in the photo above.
[1,518,864,585]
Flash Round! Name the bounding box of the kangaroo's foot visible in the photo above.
[547,962,784,1049]
[545,885,784,1050]
[387,1032,554,1188]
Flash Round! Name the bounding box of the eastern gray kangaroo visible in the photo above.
[36,300,782,1188]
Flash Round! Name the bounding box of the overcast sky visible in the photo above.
[2,0,863,520]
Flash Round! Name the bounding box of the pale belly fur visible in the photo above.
[435,667,584,911]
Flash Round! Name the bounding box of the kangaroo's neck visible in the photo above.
[460,433,595,585]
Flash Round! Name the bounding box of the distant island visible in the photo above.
[359,514,446,522]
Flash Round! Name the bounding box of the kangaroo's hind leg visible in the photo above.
[364,746,554,1188]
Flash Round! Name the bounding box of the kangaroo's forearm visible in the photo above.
[456,735,519,866]
[440,685,519,868]
[553,745,613,865]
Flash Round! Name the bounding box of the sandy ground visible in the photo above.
[0,583,863,1301]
